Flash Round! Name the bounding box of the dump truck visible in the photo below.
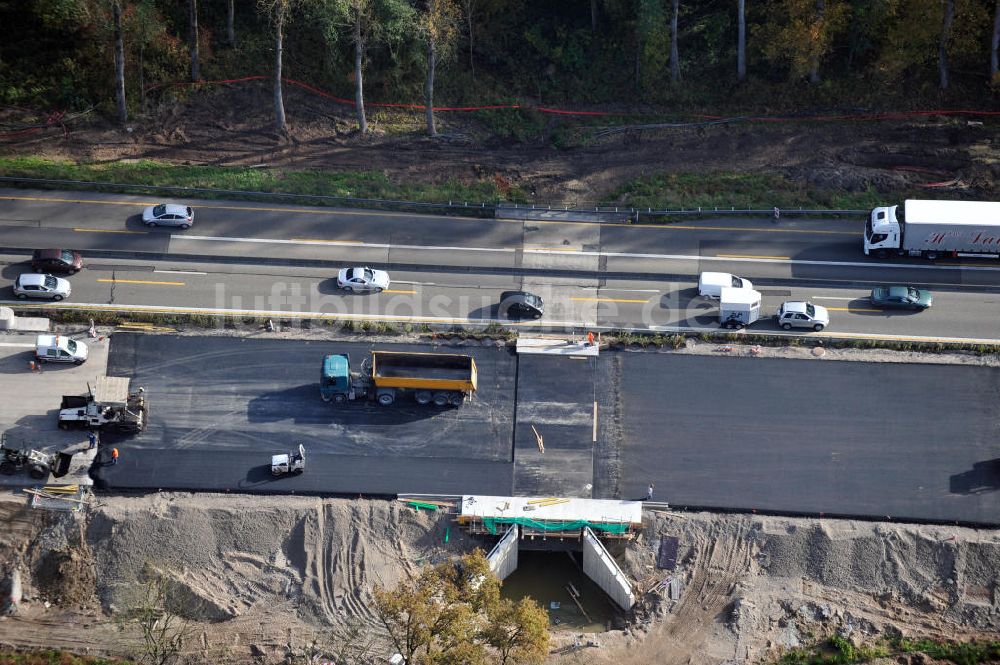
[864,199,1000,260]
[58,376,148,433]
[320,351,478,407]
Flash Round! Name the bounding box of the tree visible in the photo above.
[481,597,549,665]
[257,0,302,134]
[314,0,413,133]
[417,0,460,136]
[635,0,669,91]
[993,0,1000,82]
[939,0,955,88]
[188,0,200,81]
[757,0,849,82]
[113,0,127,126]
[737,0,746,81]
[462,0,477,79]
[117,573,192,665]
[373,551,547,665]
[226,0,236,46]
[669,0,680,82]
[809,0,824,83]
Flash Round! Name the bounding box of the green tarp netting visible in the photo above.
[482,517,630,535]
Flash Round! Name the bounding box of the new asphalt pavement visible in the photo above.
[89,333,1000,525]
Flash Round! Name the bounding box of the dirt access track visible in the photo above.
[2,85,999,203]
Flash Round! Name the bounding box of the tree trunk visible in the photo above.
[669,0,680,82]
[113,0,127,127]
[737,0,746,82]
[591,0,598,33]
[189,0,200,81]
[139,42,145,104]
[809,0,824,83]
[354,10,367,133]
[465,0,475,80]
[226,0,235,46]
[273,13,287,133]
[634,23,641,92]
[991,0,999,81]
[938,0,954,89]
[425,34,437,136]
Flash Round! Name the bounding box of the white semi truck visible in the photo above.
[864,199,1000,260]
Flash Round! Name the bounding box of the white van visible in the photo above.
[698,272,754,299]
[35,335,88,364]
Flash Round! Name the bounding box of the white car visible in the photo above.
[776,301,829,332]
[337,267,390,293]
[142,203,194,229]
[13,273,71,301]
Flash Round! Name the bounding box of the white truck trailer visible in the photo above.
[719,287,762,329]
[864,199,1000,260]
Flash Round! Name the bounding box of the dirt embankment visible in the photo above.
[0,491,997,664]
[2,88,998,204]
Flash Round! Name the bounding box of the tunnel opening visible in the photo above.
[500,548,622,632]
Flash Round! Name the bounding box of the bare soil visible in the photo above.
[0,490,997,665]
[2,86,999,203]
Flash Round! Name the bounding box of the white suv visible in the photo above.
[776,301,829,332]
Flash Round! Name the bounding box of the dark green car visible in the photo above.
[869,285,933,310]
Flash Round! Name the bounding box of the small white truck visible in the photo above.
[271,445,305,476]
[864,199,1000,260]
[35,335,88,364]
[719,287,762,329]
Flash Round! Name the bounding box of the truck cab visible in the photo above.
[864,205,902,256]
[320,354,352,403]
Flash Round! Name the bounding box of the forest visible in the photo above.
[2,0,999,133]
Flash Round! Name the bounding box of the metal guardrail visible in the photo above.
[0,175,870,221]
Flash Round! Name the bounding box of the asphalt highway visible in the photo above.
[3,255,1000,341]
[4,188,1000,284]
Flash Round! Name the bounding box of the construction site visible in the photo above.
[0,322,998,663]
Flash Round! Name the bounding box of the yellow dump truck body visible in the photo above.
[370,351,478,393]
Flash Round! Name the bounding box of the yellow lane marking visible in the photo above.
[74,228,147,235]
[827,307,881,312]
[97,278,186,286]
[936,262,996,268]
[571,297,649,304]
[716,253,792,260]
[4,194,443,222]
[525,246,581,252]
[290,238,364,245]
[669,224,855,236]
[384,289,416,294]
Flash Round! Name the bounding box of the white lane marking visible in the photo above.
[178,234,1000,273]
[154,269,208,275]
[0,342,36,348]
[813,296,861,301]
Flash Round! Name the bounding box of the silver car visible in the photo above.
[337,267,391,293]
[776,301,829,331]
[13,273,71,301]
[142,203,194,229]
